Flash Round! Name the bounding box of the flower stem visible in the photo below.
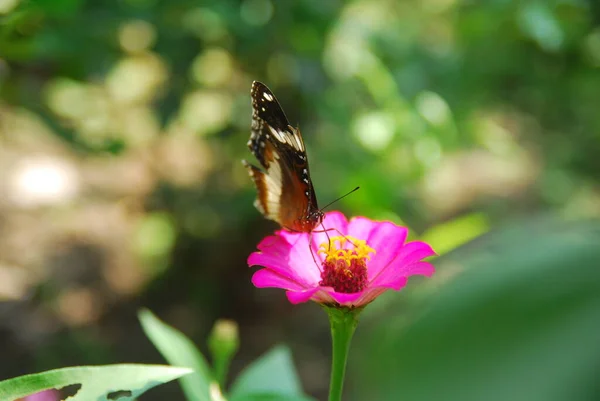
[324,306,362,401]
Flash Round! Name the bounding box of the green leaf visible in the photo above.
[420,212,490,255]
[0,364,191,401]
[139,309,213,401]
[229,345,303,398]
[229,393,317,401]
[359,218,600,401]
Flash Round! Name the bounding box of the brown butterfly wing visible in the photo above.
[243,81,321,232]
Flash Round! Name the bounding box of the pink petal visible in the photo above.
[278,229,304,244]
[347,216,380,239]
[369,242,436,287]
[362,222,409,280]
[250,232,322,284]
[356,286,389,305]
[252,269,308,291]
[370,274,409,291]
[256,234,289,254]
[249,249,317,285]
[322,211,349,233]
[369,261,435,288]
[285,235,324,283]
[286,287,321,304]
[248,252,294,277]
[392,241,437,267]
[405,261,436,277]
[327,289,366,305]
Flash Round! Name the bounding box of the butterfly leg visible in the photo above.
[314,224,359,250]
[307,230,324,272]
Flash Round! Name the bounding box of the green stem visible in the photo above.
[324,306,362,401]
[212,357,229,388]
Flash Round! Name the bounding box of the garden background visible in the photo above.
[1,1,600,400]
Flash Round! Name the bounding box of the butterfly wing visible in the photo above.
[243,81,320,232]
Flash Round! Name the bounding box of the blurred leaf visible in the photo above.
[229,345,304,398]
[360,218,600,401]
[139,309,213,401]
[420,212,490,255]
[0,364,191,400]
[229,394,316,401]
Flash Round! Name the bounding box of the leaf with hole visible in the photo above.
[0,364,191,401]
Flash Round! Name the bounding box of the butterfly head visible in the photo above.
[294,209,324,232]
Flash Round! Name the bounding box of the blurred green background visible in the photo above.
[1,0,599,400]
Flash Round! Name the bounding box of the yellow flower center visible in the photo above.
[317,236,375,293]
[318,236,376,266]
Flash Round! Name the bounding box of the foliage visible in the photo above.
[140,309,314,401]
[0,364,191,400]
[355,217,600,401]
[0,0,599,400]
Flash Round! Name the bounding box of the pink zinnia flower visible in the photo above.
[248,211,436,307]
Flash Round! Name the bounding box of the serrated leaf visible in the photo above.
[139,309,213,401]
[0,364,191,401]
[229,345,303,398]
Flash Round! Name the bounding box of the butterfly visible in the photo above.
[242,81,324,232]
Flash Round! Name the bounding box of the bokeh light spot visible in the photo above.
[45,78,91,120]
[106,54,168,104]
[352,112,395,152]
[57,287,103,326]
[8,157,79,208]
[179,90,232,135]
[0,0,20,14]
[324,36,365,80]
[415,91,451,127]
[119,20,156,53]
[240,0,273,26]
[182,8,227,42]
[134,212,177,263]
[518,3,564,52]
[0,263,31,300]
[191,48,233,87]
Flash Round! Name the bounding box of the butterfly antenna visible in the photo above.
[316,187,362,251]
[311,185,360,246]
[320,186,360,212]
